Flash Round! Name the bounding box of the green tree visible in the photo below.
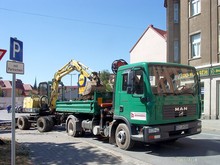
[0,88,3,97]
[100,70,113,92]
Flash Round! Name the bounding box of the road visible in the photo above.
[1,125,220,165]
[0,109,220,165]
[86,129,220,165]
[0,126,148,165]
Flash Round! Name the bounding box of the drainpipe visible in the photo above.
[209,1,212,119]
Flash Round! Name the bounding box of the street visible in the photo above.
[0,110,220,165]
[79,129,220,165]
[1,125,220,165]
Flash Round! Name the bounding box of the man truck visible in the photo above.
[17,59,202,150]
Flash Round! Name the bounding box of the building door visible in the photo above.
[217,81,220,119]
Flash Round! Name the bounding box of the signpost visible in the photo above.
[10,37,23,62]
[6,61,24,74]
[7,37,24,165]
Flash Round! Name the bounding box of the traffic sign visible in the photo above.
[6,60,24,74]
[10,37,23,62]
[0,49,7,61]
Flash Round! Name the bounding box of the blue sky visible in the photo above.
[0,0,166,86]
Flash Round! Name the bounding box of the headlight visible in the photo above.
[148,127,160,133]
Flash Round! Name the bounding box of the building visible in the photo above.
[130,24,167,63]
[63,86,79,100]
[0,79,32,97]
[164,0,220,119]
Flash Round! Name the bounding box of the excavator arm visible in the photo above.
[49,59,95,112]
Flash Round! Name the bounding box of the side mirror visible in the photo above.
[127,70,135,94]
[127,87,132,94]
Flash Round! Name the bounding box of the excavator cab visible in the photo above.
[38,81,65,108]
[22,81,65,113]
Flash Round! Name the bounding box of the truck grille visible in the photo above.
[163,104,197,119]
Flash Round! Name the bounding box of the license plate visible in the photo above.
[175,124,188,131]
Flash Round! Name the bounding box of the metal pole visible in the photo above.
[70,74,72,100]
[69,73,76,100]
[11,73,16,165]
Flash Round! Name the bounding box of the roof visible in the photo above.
[23,84,33,91]
[0,80,32,91]
[130,24,167,53]
[0,80,12,89]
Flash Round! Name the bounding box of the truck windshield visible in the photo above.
[148,64,198,95]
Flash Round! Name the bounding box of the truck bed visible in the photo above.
[56,100,96,114]
[55,92,113,115]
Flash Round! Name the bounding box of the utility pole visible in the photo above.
[69,73,76,100]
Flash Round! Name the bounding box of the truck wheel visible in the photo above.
[17,116,31,130]
[67,119,78,137]
[46,116,54,131]
[37,117,50,132]
[115,123,134,150]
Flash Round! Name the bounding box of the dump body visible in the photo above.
[55,92,113,115]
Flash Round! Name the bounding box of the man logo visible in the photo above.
[174,106,188,111]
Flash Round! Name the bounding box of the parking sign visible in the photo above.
[10,37,23,62]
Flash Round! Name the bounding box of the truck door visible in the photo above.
[118,69,147,124]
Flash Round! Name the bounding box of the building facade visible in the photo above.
[130,24,167,63]
[0,79,32,97]
[165,0,220,119]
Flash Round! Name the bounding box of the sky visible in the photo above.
[0,0,166,86]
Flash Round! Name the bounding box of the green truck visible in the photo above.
[18,59,202,150]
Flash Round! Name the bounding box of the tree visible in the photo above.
[0,88,3,97]
[99,70,113,92]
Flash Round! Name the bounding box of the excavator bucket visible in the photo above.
[82,81,106,96]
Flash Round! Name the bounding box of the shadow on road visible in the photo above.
[130,138,220,157]
[25,141,123,165]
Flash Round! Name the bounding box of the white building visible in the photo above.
[130,24,167,63]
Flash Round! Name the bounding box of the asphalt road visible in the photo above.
[1,110,220,165]
[0,126,149,165]
[1,125,220,165]
[85,129,220,165]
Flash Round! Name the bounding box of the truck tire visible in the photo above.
[37,117,50,132]
[17,116,31,130]
[46,116,54,131]
[67,118,79,137]
[115,123,134,150]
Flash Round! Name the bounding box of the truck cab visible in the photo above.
[110,62,201,150]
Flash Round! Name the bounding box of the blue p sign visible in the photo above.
[10,37,23,62]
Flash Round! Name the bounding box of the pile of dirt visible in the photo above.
[0,138,32,165]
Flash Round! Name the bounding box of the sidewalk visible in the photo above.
[201,119,220,131]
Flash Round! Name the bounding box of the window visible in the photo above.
[174,3,179,23]
[191,33,201,58]
[134,70,144,94]
[148,65,198,95]
[174,40,179,63]
[189,0,201,17]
